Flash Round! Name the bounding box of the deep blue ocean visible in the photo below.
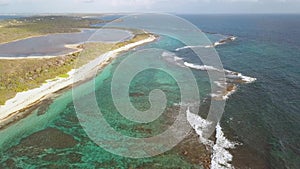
[0,14,299,169]
[180,14,300,168]
[0,15,25,20]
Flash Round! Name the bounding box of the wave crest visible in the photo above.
[186,108,240,169]
[175,35,237,51]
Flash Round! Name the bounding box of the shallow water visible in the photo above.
[0,36,211,168]
[0,15,212,168]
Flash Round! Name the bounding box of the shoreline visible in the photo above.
[0,34,157,126]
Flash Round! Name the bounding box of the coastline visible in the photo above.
[0,34,157,127]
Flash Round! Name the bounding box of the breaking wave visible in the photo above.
[169,32,251,169]
[211,123,240,169]
[183,62,257,84]
[175,45,212,51]
[186,107,240,169]
[175,35,237,51]
[162,51,256,101]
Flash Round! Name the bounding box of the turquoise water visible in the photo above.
[0,35,210,168]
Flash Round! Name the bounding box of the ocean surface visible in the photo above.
[179,14,300,169]
[0,14,299,169]
[0,15,25,20]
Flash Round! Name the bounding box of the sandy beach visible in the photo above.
[0,34,156,125]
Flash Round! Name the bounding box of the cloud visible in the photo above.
[0,0,9,6]
[1,0,300,13]
[81,0,95,3]
[110,0,156,7]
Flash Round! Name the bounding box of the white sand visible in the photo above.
[0,35,156,124]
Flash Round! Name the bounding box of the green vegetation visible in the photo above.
[113,33,151,49]
[0,16,103,44]
[75,33,152,68]
[0,33,152,105]
[0,54,77,105]
[58,73,70,78]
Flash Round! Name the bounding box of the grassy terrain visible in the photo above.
[0,16,103,44]
[0,33,152,105]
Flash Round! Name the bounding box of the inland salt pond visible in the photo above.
[0,28,133,57]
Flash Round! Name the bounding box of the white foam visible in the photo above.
[183,62,256,84]
[213,41,225,47]
[225,70,257,83]
[230,36,237,41]
[214,81,227,88]
[184,62,220,72]
[212,81,237,100]
[211,123,240,169]
[222,87,237,100]
[186,107,241,169]
[175,45,212,51]
[181,61,256,101]
[213,36,237,47]
[161,51,176,57]
[162,51,186,68]
[175,35,237,51]
[175,45,193,51]
[240,75,257,83]
[210,91,236,101]
[174,56,183,61]
[210,93,222,98]
[186,107,214,147]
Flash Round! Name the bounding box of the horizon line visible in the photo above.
[1,12,300,16]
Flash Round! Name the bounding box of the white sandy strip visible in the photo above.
[0,35,156,123]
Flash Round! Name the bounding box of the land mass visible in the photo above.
[0,15,156,124]
[0,15,105,44]
[0,32,151,105]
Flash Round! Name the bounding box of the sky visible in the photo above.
[0,0,299,14]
